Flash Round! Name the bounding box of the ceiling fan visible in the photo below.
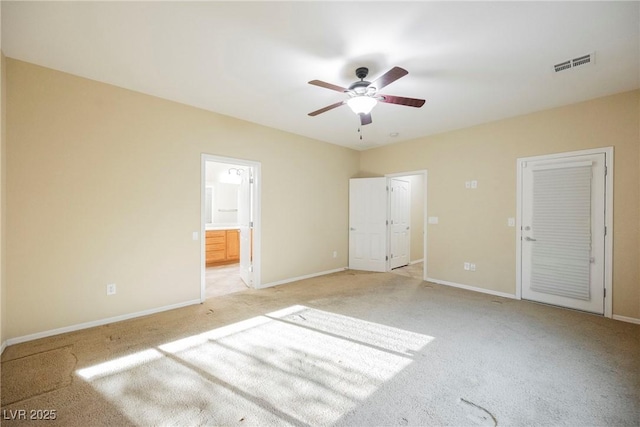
[308,66,425,126]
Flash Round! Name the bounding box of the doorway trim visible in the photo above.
[515,147,613,318]
[385,170,428,281]
[201,154,262,302]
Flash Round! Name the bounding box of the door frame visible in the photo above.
[201,154,262,302]
[515,147,613,318]
[385,170,428,281]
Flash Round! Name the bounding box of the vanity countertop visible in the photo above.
[206,225,240,231]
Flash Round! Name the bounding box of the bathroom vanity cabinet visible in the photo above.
[205,229,240,266]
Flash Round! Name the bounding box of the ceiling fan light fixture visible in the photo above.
[347,96,377,115]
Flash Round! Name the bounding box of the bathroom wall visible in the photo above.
[205,161,244,227]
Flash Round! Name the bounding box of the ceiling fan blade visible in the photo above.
[368,66,408,91]
[359,113,372,126]
[308,80,347,93]
[308,101,346,116]
[379,94,425,108]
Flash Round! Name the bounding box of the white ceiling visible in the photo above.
[3,1,639,150]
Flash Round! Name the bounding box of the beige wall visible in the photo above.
[1,53,5,346]
[360,90,640,319]
[6,59,359,339]
[5,58,639,342]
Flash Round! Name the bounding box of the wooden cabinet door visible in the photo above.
[226,229,240,261]
[206,231,227,266]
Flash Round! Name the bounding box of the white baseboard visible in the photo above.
[409,259,424,265]
[1,340,7,354]
[612,314,640,325]
[5,299,202,348]
[428,279,640,323]
[260,267,348,289]
[426,277,517,300]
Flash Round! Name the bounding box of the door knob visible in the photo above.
[524,236,537,241]
[350,227,356,231]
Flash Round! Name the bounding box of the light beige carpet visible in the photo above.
[1,346,76,406]
[1,269,639,426]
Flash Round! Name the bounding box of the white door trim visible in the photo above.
[516,147,613,318]
[201,154,262,302]
[385,170,428,281]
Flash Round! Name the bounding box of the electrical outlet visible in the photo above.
[464,262,470,271]
[470,263,476,272]
[107,283,116,296]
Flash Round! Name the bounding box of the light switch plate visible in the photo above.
[508,218,515,227]
[192,231,199,241]
[471,180,478,189]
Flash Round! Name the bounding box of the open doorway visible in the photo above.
[201,155,261,301]
[348,170,427,281]
[386,171,427,280]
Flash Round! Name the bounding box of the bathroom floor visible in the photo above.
[389,262,424,280]
[205,263,249,299]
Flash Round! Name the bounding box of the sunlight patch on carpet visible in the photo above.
[77,349,163,381]
[76,306,434,426]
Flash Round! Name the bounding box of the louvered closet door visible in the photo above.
[521,153,606,314]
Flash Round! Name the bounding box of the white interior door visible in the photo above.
[239,168,253,286]
[349,178,388,272]
[389,178,411,269]
[521,153,606,314]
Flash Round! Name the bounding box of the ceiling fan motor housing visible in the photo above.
[349,67,376,95]
[348,80,372,94]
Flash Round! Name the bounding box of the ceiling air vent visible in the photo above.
[554,61,572,73]
[553,52,595,73]
[572,54,592,68]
